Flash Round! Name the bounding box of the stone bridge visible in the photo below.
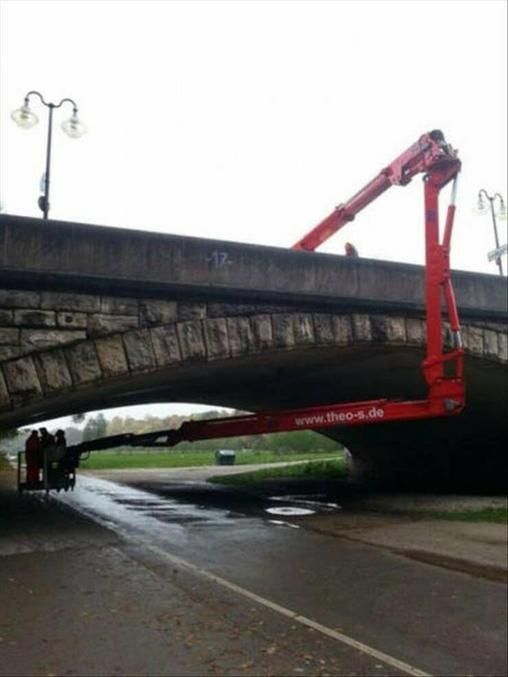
[1,214,506,488]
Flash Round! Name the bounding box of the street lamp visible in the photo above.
[11,90,87,220]
[474,189,507,275]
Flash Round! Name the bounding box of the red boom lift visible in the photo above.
[65,129,464,459]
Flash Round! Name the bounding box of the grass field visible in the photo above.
[208,458,348,485]
[80,448,340,470]
[434,507,507,524]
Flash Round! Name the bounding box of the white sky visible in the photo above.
[1,0,506,427]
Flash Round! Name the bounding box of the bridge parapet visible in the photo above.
[1,214,507,320]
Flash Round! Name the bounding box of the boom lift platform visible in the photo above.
[17,448,77,495]
[64,129,465,462]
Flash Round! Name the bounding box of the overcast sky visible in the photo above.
[0,0,506,426]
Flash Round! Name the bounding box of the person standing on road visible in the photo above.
[25,431,41,485]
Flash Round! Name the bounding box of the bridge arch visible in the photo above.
[1,309,505,426]
[1,308,506,489]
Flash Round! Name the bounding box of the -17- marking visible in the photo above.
[207,251,233,268]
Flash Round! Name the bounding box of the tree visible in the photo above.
[63,426,84,445]
[0,428,18,441]
[82,413,108,441]
[0,428,22,460]
[107,416,125,436]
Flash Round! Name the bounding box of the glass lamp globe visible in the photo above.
[473,196,489,216]
[61,113,87,139]
[11,104,39,129]
[497,202,507,220]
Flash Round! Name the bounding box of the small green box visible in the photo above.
[215,449,236,466]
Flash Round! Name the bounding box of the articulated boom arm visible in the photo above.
[293,129,458,252]
[70,130,465,459]
[70,384,464,457]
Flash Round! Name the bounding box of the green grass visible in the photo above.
[80,448,339,470]
[208,458,348,486]
[433,507,507,524]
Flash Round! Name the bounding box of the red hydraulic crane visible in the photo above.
[293,129,459,252]
[66,129,465,460]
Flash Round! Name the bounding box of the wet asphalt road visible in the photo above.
[49,474,508,677]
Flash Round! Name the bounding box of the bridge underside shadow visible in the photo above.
[127,345,507,492]
[9,343,507,492]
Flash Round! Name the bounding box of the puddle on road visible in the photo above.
[268,519,300,529]
[269,495,342,512]
[56,476,238,545]
[54,477,343,546]
[265,506,316,516]
[264,494,343,519]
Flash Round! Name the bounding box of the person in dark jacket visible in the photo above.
[58,432,79,474]
[39,427,56,483]
[39,428,55,455]
[54,430,67,462]
[345,242,359,257]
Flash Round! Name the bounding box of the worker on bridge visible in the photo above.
[344,242,359,257]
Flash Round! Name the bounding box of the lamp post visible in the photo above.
[475,189,507,276]
[11,91,87,220]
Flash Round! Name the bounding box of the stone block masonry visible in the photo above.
[0,283,506,423]
[0,287,506,369]
[0,289,218,363]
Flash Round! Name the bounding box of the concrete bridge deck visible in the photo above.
[1,214,506,319]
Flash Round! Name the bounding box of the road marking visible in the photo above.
[145,544,431,677]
